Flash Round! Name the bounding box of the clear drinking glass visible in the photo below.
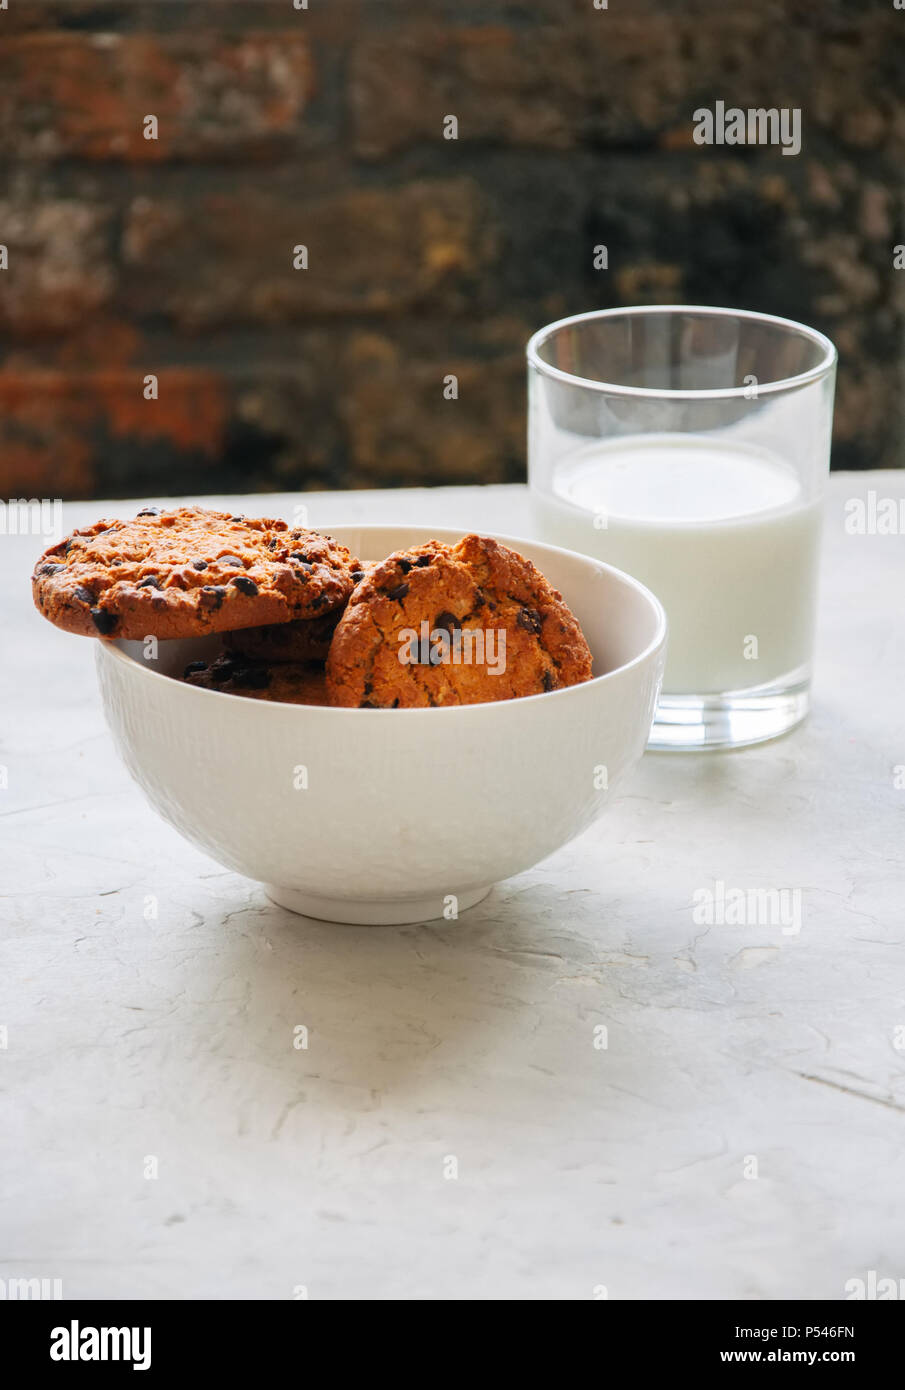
[527,306,837,750]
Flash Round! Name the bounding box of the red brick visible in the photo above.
[121,179,499,326]
[0,32,314,161]
[0,370,227,500]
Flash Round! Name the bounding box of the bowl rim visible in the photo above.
[96,524,668,715]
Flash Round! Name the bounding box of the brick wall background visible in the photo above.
[1,0,903,500]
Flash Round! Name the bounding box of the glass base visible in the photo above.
[649,678,810,751]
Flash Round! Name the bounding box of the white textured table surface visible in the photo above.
[2,474,904,1301]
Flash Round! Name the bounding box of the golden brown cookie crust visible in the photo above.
[325,534,593,708]
[32,506,358,641]
[182,653,330,706]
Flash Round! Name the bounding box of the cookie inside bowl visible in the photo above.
[114,526,657,707]
[325,527,664,682]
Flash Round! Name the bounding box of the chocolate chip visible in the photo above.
[198,586,226,610]
[183,660,207,678]
[229,515,244,522]
[434,610,459,634]
[136,576,161,589]
[397,558,413,574]
[192,559,208,571]
[360,699,378,709]
[386,582,409,601]
[517,607,543,633]
[542,670,556,692]
[290,554,314,569]
[231,575,258,596]
[218,555,244,567]
[90,608,117,636]
[136,507,160,517]
[414,554,433,567]
[210,662,236,684]
[73,585,94,604]
[232,666,271,690]
[351,570,365,583]
[39,562,64,575]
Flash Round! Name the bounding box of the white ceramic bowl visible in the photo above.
[96,525,667,924]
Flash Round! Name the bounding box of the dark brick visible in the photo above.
[0,4,138,34]
[220,362,348,493]
[339,332,525,487]
[0,32,314,161]
[0,198,115,334]
[349,25,590,157]
[121,179,499,326]
[350,15,903,157]
[586,157,903,470]
[589,158,897,326]
[831,360,903,472]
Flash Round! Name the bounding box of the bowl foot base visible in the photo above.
[264,884,492,926]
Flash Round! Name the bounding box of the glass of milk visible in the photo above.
[527,307,837,749]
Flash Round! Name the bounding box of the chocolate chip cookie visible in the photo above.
[182,653,329,706]
[32,506,358,640]
[325,534,593,708]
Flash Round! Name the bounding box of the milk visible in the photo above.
[532,434,821,694]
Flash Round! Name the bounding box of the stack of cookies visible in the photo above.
[32,507,593,708]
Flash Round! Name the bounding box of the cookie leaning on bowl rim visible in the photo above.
[31,506,360,641]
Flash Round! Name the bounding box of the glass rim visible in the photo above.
[526,304,838,402]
